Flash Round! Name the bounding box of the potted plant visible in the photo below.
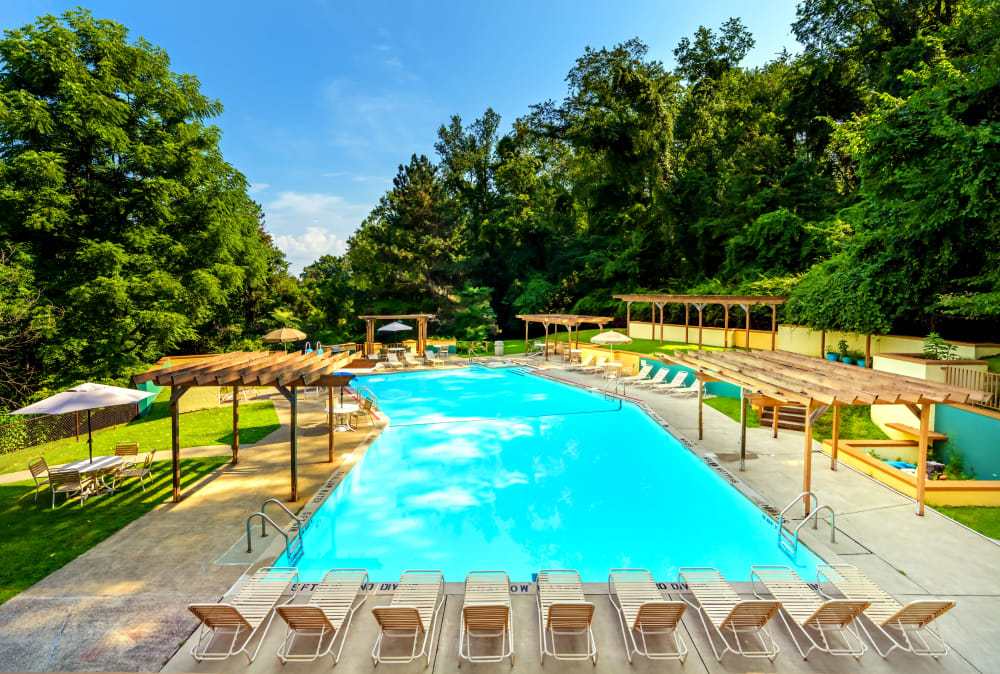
[849,350,866,367]
[825,346,840,362]
[838,339,852,364]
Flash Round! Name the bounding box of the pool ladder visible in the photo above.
[246,499,307,562]
[603,378,626,400]
[777,492,836,557]
[354,384,379,410]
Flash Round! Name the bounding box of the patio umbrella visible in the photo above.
[262,327,307,351]
[590,330,632,360]
[10,383,156,463]
[376,321,412,333]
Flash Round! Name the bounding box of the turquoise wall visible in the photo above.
[638,358,694,386]
[705,381,742,399]
[934,405,1000,480]
[136,359,166,417]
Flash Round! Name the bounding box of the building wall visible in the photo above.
[934,405,1000,480]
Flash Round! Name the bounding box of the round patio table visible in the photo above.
[330,403,360,432]
[58,455,123,494]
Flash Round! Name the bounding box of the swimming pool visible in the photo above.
[280,367,822,581]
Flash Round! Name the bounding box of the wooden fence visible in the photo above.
[944,366,1000,411]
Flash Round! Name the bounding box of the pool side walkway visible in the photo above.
[158,360,999,674]
[0,390,386,672]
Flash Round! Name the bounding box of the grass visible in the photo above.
[813,406,889,443]
[704,397,760,427]
[0,388,280,475]
[0,457,228,604]
[506,328,717,356]
[935,506,1000,540]
[986,355,1000,373]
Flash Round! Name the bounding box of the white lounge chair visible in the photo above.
[404,352,421,367]
[424,350,444,366]
[817,564,955,659]
[752,565,869,660]
[609,569,687,663]
[458,570,514,666]
[188,566,298,663]
[633,368,669,389]
[661,374,700,397]
[371,570,445,666]
[275,569,368,664]
[386,352,405,369]
[678,567,780,662]
[620,364,653,384]
[579,356,608,375]
[537,569,597,664]
[568,355,595,371]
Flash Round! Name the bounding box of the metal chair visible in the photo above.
[117,449,156,491]
[28,457,50,502]
[48,469,95,508]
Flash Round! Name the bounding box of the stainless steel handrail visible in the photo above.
[260,498,304,538]
[246,512,293,555]
[777,492,835,555]
[354,385,379,410]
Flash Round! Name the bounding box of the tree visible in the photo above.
[0,10,277,387]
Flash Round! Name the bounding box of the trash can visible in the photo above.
[494,340,504,356]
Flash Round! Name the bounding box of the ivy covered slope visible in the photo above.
[0,10,294,406]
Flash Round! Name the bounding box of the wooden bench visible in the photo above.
[884,422,948,442]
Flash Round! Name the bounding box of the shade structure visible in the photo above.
[262,327,307,344]
[590,330,632,359]
[376,321,412,333]
[10,383,155,463]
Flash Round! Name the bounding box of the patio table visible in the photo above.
[58,455,123,494]
[329,403,360,432]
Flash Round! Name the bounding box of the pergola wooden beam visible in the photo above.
[517,314,614,362]
[359,314,435,356]
[134,350,369,503]
[660,348,990,516]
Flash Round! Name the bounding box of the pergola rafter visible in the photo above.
[134,350,377,503]
[516,314,614,361]
[359,314,435,356]
[662,349,990,516]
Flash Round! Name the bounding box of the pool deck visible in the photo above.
[2,359,998,672]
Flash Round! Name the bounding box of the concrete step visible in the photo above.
[759,406,806,431]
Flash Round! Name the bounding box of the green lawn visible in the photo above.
[0,388,279,475]
[704,397,760,427]
[987,355,1000,373]
[935,506,1000,540]
[0,457,228,604]
[813,406,889,443]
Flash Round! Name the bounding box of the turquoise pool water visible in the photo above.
[280,367,822,581]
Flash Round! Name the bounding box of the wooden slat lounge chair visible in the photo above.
[48,469,95,508]
[28,457,50,502]
[609,569,687,663]
[274,569,368,664]
[817,564,955,659]
[370,570,445,666]
[751,565,870,660]
[537,569,597,664]
[633,368,669,389]
[386,352,405,369]
[187,566,298,663]
[116,449,155,491]
[678,567,780,662]
[458,570,514,666]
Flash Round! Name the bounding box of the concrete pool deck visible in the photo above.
[1,360,997,672]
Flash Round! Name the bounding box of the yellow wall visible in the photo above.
[628,321,774,349]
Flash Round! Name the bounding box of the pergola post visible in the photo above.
[626,302,631,337]
[524,320,529,363]
[697,378,704,440]
[723,304,730,348]
[830,405,840,470]
[772,404,779,438]
[865,334,872,368]
[543,322,549,361]
[771,305,777,351]
[231,385,240,464]
[290,386,298,501]
[170,385,190,503]
[741,303,750,352]
[739,389,748,472]
[803,402,814,516]
[684,303,690,344]
[820,331,826,358]
[574,324,579,350]
[657,302,664,344]
[916,403,930,516]
[328,386,335,462]
[696,303,704,349]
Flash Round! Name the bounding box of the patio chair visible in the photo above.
[579,356,608,375]
[350,397,376,427]
[48,468,95,508]
[537,569,597,664]
[620,364,653,384]
[633,368,669,389]
[567,355,595,371]
[404,352,421,367]
[275,569,369,664]
[817,564,955,659]
[649,371,691,394]
[116,449,156,491]
[609,569,687,663]
[114,441,140,467]
[678,567,780,662]
[458,570,514,666]
[187,566,298,663]
[662,374,701,397]
[28,457,50,502]
[371,570,445,667]
[386,352,405,369]
[425,350,444,366]
[751,565,869,660]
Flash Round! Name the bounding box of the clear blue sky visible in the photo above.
[1,1,801,273]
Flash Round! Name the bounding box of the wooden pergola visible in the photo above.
[133,350,377,503]
[359,314,434,356]
[613,294,787,350]
[516,314,614,361]
[662,349,990,516]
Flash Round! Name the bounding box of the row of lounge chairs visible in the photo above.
[185,563,954,666]
[383,350,448,369]
[568,358,700,396]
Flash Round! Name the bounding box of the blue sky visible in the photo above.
[1,1,801,273]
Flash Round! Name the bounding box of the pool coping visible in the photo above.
[248,366,841,592]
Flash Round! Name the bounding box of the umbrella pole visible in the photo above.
[88,409,93,463]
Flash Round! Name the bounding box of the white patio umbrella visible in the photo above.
[376,321,412,333]
[590,330,633,360]
[10,383,156,463]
